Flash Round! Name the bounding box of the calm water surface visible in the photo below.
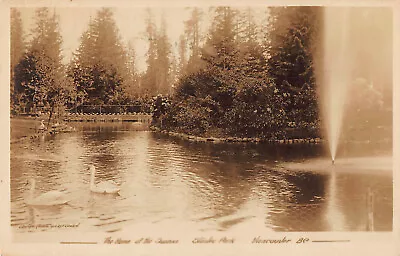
[10,122,392,237]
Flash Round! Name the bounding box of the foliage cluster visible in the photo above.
[155,7,322,139]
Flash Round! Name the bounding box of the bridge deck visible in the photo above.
[64,113,152,122]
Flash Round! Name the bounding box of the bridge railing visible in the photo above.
[68,105,152,115]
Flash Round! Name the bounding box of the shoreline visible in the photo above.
[150,126,392,146]
[10,116,76,144]
[9,116,391,146]
[150,126,323,145]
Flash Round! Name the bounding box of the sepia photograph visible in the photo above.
[2,0,399,255]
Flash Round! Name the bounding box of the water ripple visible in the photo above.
[10,123,393,236]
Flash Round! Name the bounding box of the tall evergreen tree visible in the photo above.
[173,7,240,132]
[168,54,179,94]
[141,11,173,96]
[155,15,171,95]
[266,6,322,131]
[202,7,238,71]
[141,9,158,96]
[14,8,72,122]
[156,6,322,139]
[10,8,25,111]
[178,34,187,74]
[202,7,239,113]
[235,8,266,79]
[184,7,204,74]
[237,8,258,43]
[125,41,138,98]
[69,8,129,106]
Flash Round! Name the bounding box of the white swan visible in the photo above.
[89,165,120,194]
[26,179,69,206]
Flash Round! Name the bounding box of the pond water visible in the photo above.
[10,121,393,241]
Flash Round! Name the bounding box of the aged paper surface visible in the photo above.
[0,0,399,255]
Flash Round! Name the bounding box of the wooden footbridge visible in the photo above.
[64,105,153,123]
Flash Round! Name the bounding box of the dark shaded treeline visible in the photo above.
[154,7,323,140]
[10,7,391,141]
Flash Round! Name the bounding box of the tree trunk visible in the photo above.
[47,101,55,127]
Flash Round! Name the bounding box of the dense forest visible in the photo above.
[10,7,391,140]
[155,7,323,139]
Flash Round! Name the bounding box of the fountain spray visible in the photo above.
[319,8,351,164]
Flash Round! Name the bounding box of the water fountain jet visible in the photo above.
[319,7,352,163]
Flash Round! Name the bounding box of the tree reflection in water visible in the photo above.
[10,123,392,237]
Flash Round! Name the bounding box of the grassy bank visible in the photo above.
[11,116,75,143]
[150,126,323,145]
[10,117,44,143]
